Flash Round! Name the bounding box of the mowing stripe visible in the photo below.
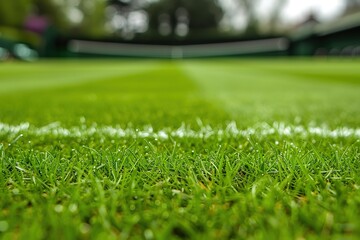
[1,121,359,140]
[0,61,159,94]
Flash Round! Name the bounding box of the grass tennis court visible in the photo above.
[0,59,360,239]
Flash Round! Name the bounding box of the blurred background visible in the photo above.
[0,0,360,60]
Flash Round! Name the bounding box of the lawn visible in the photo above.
[0,59,359,239]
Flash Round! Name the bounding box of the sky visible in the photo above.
[221,0,346,31]
[279,0,345,22]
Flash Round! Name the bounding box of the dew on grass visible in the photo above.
[191,215,198,222]
[144,229,154,240]
[69,204,78,213]
[79,223,91,234]
[0,221,9,232]
[162,211,170,219]
[54,204,64,213]
[172,189,181,195]
[12,188,20,195]
[80,116,86,123]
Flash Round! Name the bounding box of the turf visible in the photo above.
[0,59,359,239]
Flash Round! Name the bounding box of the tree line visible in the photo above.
[1,0,359,39]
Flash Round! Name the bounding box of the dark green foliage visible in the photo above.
[146,0,223,32]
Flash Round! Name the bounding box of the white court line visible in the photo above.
[0,122,359,140]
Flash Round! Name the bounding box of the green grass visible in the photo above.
[0,59,359,239]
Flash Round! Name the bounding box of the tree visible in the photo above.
[105,0,150,39]
[222,0,288,35]
[77,0,107,36]
[0,0,106,37]
[344,0,360,14]
[268,0,287,32]
[0,0,32,28]
[33,0,69,31]
[240,0,260,34]
[146,0,223,37]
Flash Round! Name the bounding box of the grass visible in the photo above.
[0,58,359,239]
